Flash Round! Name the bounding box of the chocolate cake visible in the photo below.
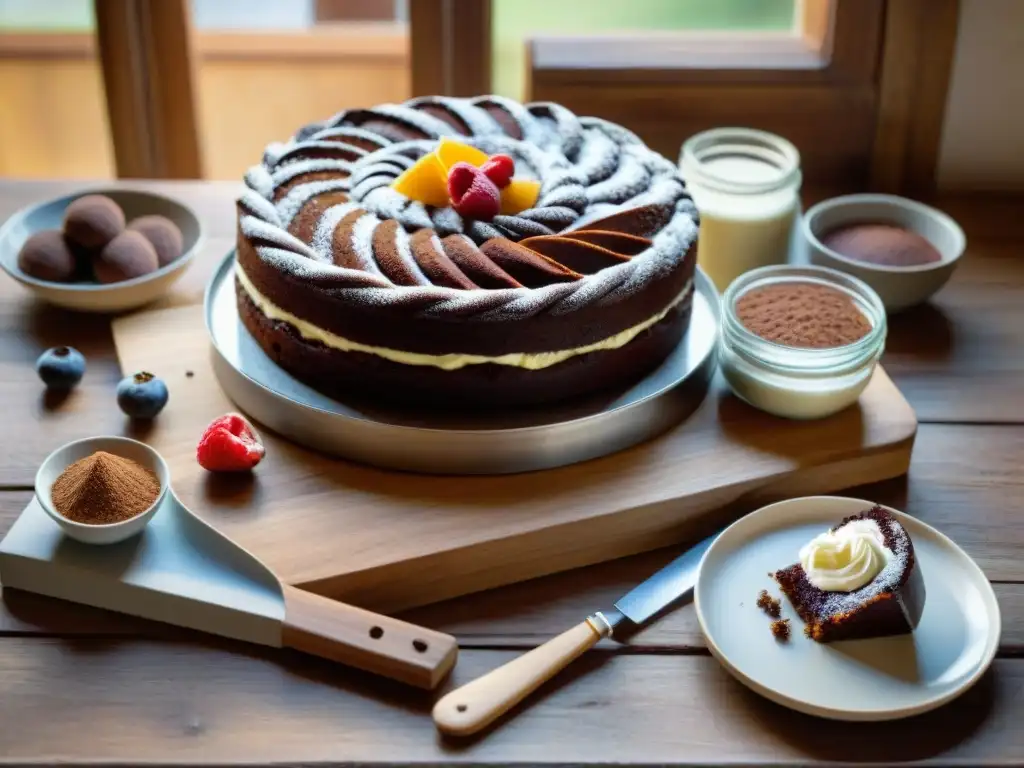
[773,506,926,643]
[235,96,699,408]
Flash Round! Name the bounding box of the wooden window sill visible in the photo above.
[530,30,829,73]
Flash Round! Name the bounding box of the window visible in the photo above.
[492,0,798,101]
[0,0,111,178]
[0,0,961,195]
[414,0,896,190]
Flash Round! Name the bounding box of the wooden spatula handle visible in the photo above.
[281,584,458,690]
[432,617,608,736]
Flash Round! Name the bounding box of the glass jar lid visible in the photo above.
[681,127,801,196]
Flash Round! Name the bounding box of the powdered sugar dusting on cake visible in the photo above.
[391,226,430,285]
[274,140,368,168]
[238,189,282,227]
[277,179,352,226]
[350,213,387,280]
[244,165,275,200]
[813,513,912,617]
[573,130,621,186]
[586,155,651,205]
[238,95,699,321]
[270,158,353,187]
[363,103,464,138]
[310,126,392,149]
[311,202,362,258]
[240,216,320,261]
[431,206,463,236]
[408,95,502,136]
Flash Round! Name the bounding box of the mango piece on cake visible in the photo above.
[391,153,450,208]
[435,136,489,174]
[500,178,541,215]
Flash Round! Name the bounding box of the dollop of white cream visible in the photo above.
[799,519,890,592]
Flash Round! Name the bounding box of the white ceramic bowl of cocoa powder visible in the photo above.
[35,436,169,545]
[802,194,966,313]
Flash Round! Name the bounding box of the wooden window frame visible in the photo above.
[5,0,958,192]
[527,0,883,189]
[414,0,960,196]
[527,0,875,83]
[93,0,204,179]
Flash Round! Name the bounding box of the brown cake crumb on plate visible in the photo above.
[756,589,781,618]
[770,619,791,642]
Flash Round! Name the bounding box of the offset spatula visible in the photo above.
[433,532,718,735]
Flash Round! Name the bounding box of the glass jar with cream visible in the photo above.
[680,128,801,294]
[719,265,887,420]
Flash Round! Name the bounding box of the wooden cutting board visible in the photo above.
[112,303,917,613]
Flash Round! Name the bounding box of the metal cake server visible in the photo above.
[432,531,719,736]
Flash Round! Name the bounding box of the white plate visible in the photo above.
[694,496,1000,721]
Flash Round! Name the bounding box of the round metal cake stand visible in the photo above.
[205,253,721,475]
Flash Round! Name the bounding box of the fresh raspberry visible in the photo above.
[446,162,501,220]
[480,154,515,188]
[197,412,265,472]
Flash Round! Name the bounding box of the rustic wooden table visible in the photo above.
[1,180,1022,766]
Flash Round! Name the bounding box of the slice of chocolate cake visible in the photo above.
[773,505,926,643]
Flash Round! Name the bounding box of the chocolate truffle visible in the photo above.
[92,230,159,284]
[821,224,942,267]
[63,194,125,251]
[17,229,77,282]
[128,215,183,267]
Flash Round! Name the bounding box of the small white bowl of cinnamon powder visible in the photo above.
[35,436,169,545]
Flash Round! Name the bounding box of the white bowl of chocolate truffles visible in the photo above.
[802,194,966,313]
[0,189,201,313]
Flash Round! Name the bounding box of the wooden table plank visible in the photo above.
[3,422,1023,650]
[0,637,1020,766]
[883,240,1024,423]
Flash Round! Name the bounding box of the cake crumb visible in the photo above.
[770,619,791,642]
[756,589,781,618]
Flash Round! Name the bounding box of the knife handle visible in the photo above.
[433,615,611,736]
[281,585,459,690]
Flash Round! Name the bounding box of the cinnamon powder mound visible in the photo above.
[51,450,160,525]
[735,282,872,348]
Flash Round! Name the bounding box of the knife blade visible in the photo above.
[432,531,719,737]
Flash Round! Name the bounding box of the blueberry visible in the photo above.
[36,346,86,389]
[116,371,169,419]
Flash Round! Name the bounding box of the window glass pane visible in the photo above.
[189,0,407,30]
[493,0,797,101]
[186,0,410,179]
[0,0,111,178]
[0,0,93,30]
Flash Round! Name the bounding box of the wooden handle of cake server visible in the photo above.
[432,618,607,736]
[281,584,458,690]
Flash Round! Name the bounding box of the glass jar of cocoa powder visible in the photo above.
[719,265,887,420]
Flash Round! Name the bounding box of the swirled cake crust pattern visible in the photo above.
[235,95,700,407]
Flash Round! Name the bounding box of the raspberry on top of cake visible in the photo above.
[234,95,700,407]
[773,505,926,643]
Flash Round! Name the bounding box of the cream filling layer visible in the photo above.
[237,264,692,371]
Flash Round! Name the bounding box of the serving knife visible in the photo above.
[432,532,718,736]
